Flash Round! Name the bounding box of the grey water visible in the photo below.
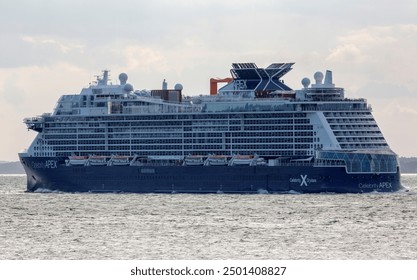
[1,175,416,259]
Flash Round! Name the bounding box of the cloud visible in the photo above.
[325,24,417,95]
[123,45,169,73]
[0,34,86,68]
[326,25,413,65]
[0,80,27,108]
[326,44,366,64]
[355,82,414,99]
[0,64,89,111]
[22,36,85,54]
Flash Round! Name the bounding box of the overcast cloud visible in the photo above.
[0,0,416,160]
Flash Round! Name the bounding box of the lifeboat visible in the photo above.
[67,155,88,166]
[184,155,204,166]
[204,154,229,166]
[107,155,130,166]
[86,155,107,166]
[228,154,264,166]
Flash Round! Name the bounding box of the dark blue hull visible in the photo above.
[19,156,403,194]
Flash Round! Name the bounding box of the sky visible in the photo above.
[0,0,416,161]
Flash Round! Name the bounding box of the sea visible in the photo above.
[1,174,416,260]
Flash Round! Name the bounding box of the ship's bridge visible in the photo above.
[24,115,47,132]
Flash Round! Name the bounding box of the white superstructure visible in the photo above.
[23,64,389,163]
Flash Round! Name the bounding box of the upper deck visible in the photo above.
[21,63,393,160]
[40,64,368,119]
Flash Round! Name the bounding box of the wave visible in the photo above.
[33,188,62,194]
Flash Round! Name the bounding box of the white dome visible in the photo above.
[301,77,311,88]
[119,73,128,85]
[123,83,134,92]
[314,71,324,84]
[174,83,183,91]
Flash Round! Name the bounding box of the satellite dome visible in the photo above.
[301,77,310,88]
[123,83,134,92]
[174,83,183,91]
[119,73,128,85]
[314,71,324,84]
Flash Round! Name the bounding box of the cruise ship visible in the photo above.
[19,62,402,193]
